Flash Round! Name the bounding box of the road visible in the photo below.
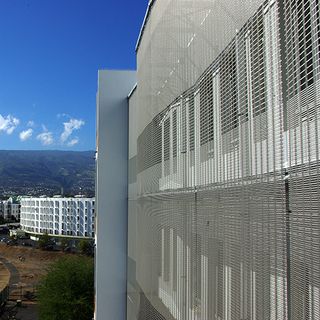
[0,256,20,291]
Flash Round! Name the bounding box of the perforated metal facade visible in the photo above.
[127,0,320,319]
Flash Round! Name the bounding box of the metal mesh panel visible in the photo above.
[136,0,266,137]
[127,0,320,319]
[284,1,320,319]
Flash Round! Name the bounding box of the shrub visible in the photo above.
[38,256,94,320]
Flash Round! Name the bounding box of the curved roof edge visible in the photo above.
[135,0,157,52]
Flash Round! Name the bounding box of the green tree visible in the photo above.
[78,239,94,256]
[38,256,94,320]
[38,232,51,250]
[60,237,69,251]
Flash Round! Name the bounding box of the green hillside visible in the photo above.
[0,150,95,197]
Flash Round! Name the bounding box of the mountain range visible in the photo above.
[0,150,95,197]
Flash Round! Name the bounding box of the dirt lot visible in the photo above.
[0,243,67,320]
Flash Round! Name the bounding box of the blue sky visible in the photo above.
[0,0,148,151]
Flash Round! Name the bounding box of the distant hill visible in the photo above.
[0,150,95,197]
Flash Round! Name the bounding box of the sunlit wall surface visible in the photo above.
[96,70,137,320]
[128,0,320,319]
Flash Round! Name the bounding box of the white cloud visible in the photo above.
[57,113,70,119]
[19,129,33,142]
[0,114,20,135]
[27,120,35,127]
[60,118,85,143]
[67,138,79,147]
[37,132,54,146]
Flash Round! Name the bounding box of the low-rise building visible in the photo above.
[20,196,95,238]
[9,229,26,238]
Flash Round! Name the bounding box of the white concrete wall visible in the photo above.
[95,70,136,320]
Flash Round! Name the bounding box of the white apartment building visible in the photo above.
[0,198,21,220]
[20,196,95,238]
[9,203,20,220]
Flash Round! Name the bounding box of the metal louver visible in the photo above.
[127,0,320,319]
